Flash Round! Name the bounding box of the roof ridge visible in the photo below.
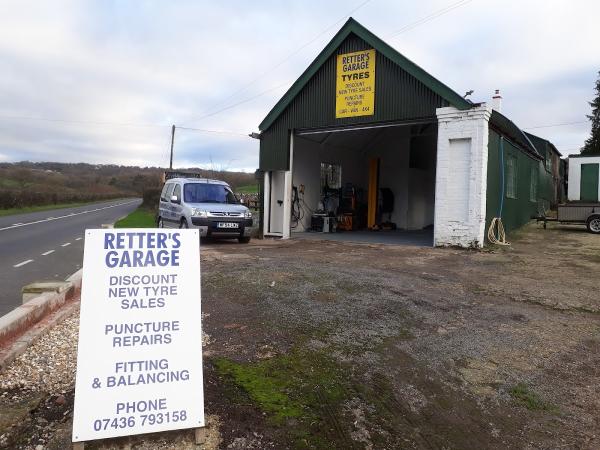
[258,17,471,131]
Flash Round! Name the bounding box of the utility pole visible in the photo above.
[169,124,175,169]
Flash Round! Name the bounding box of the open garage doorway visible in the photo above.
[290,121,437,246]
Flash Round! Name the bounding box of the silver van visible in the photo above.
[157,178,254,243]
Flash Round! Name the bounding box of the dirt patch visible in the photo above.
[1,223,600,448]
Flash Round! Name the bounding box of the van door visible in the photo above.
[172,183,183,225]
[162,183,176,226]
[159,183,171,226]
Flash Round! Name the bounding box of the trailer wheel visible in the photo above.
[586,215,600,234]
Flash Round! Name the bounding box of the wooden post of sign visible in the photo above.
[73,442,84,450]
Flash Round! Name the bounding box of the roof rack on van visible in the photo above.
[164,170,211,181]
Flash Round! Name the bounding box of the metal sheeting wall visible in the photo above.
[486,129,553,235]
[524,132,562,206]
[260,34,449,171]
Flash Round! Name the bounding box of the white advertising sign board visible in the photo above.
[72,229,204,442]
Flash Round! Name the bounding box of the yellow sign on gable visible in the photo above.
[335,49,376,118]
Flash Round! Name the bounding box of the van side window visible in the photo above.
[160,183,171,201]
[172,184,181,201]
[163,183,175,202]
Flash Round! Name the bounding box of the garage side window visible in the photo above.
[165,184,175,201]
[506,155,517,199]
[530,166,538,202]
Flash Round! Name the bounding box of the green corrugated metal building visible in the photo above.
[256,18,561,247]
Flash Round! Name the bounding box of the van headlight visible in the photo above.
[192,208,208,218]
[244,210,253,219]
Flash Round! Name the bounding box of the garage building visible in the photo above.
[257,18,558,247]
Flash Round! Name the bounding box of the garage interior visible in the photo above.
[290,121,437,246]
[259,18,496,248]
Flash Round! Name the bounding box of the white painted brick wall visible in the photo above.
[434,105,492,248]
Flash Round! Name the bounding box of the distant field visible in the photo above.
[236,183,259,194]
[114,207,156,228]
[0,200,121,217]
[0,178,21,188]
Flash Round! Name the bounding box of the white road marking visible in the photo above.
[75,237,82,241]
[0,200,138,232]
[61,242,71,247]
[12,222,23,226]
[14,259,34,268]
[42,250,55,256]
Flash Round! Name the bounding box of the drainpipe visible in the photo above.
[499,136,505,218]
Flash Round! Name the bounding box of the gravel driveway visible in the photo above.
[1,222,599,449]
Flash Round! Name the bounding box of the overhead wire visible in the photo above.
[386,0,473,38]
[181,81,291,123]
[0,110,588,152]
[0,114,250,169]
[175,126,248,137]
[0,114,164,129]
[0,114,248,136]
[167,127,249,170]
[556,148,584,154]
[185,0,478,125]
[2,0,586,166]
[523,120,587,130]
[184,0,374,124]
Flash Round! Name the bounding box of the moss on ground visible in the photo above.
[510,383,559,413]
[214,349,351,448]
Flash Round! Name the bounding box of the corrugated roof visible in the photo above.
[489,110,542,160]
[524,131,562,157]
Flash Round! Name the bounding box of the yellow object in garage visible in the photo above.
[368,157,379,229]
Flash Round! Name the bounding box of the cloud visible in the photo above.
[0,0,598,168]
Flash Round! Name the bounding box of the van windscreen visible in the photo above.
[183,183,238,204]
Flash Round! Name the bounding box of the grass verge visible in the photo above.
[235,184,259,194]
[0,199,123,218]
[114,207,156,228]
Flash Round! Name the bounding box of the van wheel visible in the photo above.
[180,218,189,229]
[238,236,251,244]
[157,217,164,228]
[586,215,600,234]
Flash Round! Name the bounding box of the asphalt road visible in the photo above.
[0,198,141,316]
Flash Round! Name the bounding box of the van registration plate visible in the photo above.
[217,222,239,229]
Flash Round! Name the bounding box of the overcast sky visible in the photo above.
[0,0,598,171]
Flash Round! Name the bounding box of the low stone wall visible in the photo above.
[0,269,82,346]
